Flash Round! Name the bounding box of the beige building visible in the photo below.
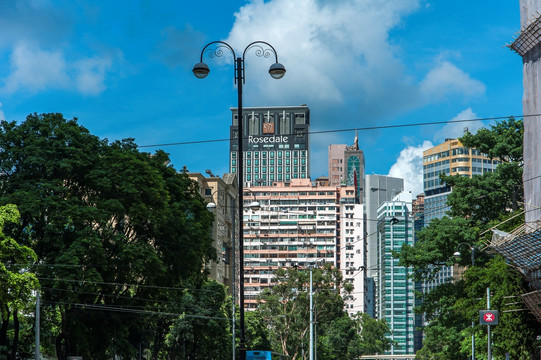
[423,137,499,223]
[328,144,347,186]
[188,172,238,294]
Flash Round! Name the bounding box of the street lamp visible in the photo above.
[194,40,285,360]
[454,242,475,267]
[454,242,475,360]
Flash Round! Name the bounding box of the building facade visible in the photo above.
[423,137,500,223]
[188,172,239,293]
[242,179,366,313]
[422,137,500,292]
[340,202,366,316]
[376,192,421,354]
[364,175,404,318]
[230,105,310,187]
[328,134,365,203]
[328,144,347,186]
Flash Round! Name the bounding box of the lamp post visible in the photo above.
[194,41,285,360]
[454,242,475,360]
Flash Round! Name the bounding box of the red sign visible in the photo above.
[479,310,499,325]
[484,312,495,322]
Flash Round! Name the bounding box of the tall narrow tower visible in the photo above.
[508,1,541,225]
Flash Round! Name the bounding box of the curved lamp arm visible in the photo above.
[453,242,475,265]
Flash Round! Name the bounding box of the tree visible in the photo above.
[353,312,393,356]
[398,118,541,358]
[162,280,231,359]
[0,204,38,360]
[0,113,217,359]
[257,264,391,360]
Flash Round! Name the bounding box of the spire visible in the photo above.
[353,129,359,150]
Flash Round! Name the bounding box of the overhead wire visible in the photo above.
[137,113,533,149]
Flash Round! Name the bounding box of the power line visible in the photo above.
[137,113,532,149]
[48,301,231,321]
[34,276,208,292]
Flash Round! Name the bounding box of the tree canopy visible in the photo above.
[0,113,228,359]
[256,264,392,360]
[0,204,38,360]
[398,117,541,358]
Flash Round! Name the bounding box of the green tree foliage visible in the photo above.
[353,312,393,356]
[397,117,541,358]
[0,113,221,359]
[162,280,231,359]
[244,309,272,352]
[0,204,38,360]
[257,264,391,360]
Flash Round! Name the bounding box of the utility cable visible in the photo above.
[138,113,533,149]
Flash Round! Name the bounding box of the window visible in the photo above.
[279,112,290,135]
[248,113,259,135]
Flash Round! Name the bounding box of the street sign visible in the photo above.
[479,310,499,325]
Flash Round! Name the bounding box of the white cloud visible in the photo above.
[433,108,485,143]
[74,57,113,95]
[222,0,485,126]
[224,0,420,118]
[388,140,433,196]
[4,43,69,92]
[420,61,486,101]
[0,102,4,120]
[2,42,112,95]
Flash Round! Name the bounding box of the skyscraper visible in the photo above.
[230,105,310,186]
[364,175,404,317]
[376,191,421,355]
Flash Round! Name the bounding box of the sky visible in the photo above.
[0,0,524,196]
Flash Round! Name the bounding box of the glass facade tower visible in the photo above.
[376,193,421,354]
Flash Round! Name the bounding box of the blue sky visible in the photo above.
[0,0,523,196]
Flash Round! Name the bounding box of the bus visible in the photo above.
[246,350,289,360]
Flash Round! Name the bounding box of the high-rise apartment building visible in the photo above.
[242,179,366,313]
[376,192,421,355]
[230,105,310,187]
[341,201,366,316]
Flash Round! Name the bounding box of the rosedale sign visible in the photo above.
[248,135,289,144]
